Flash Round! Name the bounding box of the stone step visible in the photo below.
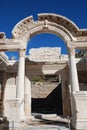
[26,125,70,130]
[26,114,70,130]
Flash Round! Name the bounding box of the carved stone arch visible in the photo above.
[12,13,81,48]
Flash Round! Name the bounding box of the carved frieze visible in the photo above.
[38,13,87,37]
[12,17,44,40]
[11,13,87,49]
[29,47,61,62]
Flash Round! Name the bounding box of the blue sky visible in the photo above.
[0,0,87,59]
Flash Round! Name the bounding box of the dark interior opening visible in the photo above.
[31,83,63,115]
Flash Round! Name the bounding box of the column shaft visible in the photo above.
[16,50,25,120]
[68,48,79,92]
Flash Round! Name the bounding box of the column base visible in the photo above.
[71,91,87,130]
[71,118,87,130]
[4,98,26,122]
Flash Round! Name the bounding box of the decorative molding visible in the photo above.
[38,13,87,37]
[0,13,87,52]
[12,13,79,43]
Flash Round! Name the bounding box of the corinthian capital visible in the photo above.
[67,47,75,56]
[19,50,26,57]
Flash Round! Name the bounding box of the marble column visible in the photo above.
[68,48,79,92]
[16,50,25,120]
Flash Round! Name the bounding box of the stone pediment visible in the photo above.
[29,47,61,62]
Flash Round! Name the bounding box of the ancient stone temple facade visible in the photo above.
[0,13,87,130]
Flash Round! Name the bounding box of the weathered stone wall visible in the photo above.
[32,82,59,98]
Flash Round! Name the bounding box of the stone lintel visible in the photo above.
[71,41,87,49]
[0,39,25,51]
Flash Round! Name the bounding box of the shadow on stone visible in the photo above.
[31,114,69,129]
[0,117,9,130]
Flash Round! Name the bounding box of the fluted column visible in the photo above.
[16,50,25,120]
[68,48,79,92]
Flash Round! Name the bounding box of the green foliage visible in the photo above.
[75,50,84,58]
[32,76,45,82]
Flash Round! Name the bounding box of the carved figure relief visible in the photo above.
[29,47,61,62]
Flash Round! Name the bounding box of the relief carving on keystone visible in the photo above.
[0,32,5,39]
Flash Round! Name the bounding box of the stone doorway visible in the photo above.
[31,75,63,115]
